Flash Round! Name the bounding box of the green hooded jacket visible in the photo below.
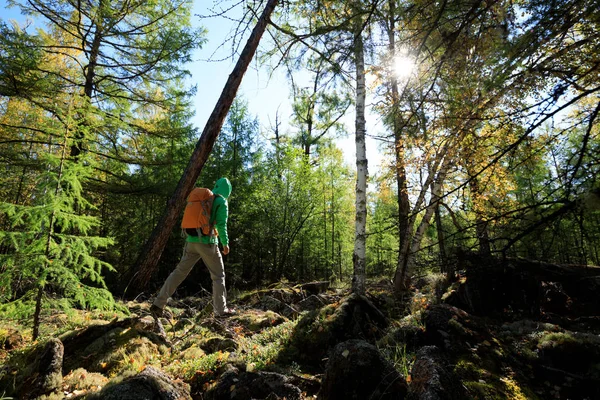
[186,177,231,246]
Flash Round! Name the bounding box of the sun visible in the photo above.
[394,55,415,79]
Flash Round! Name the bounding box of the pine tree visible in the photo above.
[0,97,116,340]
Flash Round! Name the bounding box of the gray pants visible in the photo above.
[153,242,227,314]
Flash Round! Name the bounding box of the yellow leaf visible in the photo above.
[342,349,350,358]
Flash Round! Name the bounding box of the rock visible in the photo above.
[134,316,156,331]
[267,288,303,304]
[179,345,205,360]
[378,318,425,352]
[0,329,24,350]
[205,369,302,400]
[201,337,238,353]
[281,293,388,368]
[238,288,302,308]
[536,331,600,374]
[295,294,325,312]
[319,339,408,400]
[408,346,467,400]
[569,316,600,333]
[446,253,543,318]
[563,276,600,316]
[297,281,330,295]
[173,318,195,332]
[258,295,299,319]
[23,338,64,398]
[88,366,191,399]
[61,317,138,371]
[423,304,477,353]
[235,310,288,332]
[60,319,169,376]
[199,318,235,338]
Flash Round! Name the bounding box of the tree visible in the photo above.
[351,13,368,294]
[9,0,203,158]
[0,96,115,339]
[290,59,351,160]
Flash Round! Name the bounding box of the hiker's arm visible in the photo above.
[214,197,229,248]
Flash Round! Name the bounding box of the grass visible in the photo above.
[381,342,414,378]
[236,319,296,370]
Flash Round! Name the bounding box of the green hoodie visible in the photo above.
[186,177,231,246]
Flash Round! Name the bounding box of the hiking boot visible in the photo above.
[216,307,236,318]
[150,304,164,319]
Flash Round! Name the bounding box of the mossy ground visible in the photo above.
[1,278,599,399]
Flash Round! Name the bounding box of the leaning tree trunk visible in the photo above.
[394,152,452,290]
[352,24,368,295]
[131,0,279,294]
[386,0,411,293]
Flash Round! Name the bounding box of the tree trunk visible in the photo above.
[331,173,335,274]
[72,0,105,158]
[434,195,448,273]
[395,154,452,288]
[323,181,327,275]
[130,0,279,293]
[32,283,45,340]
[386,1,412,293]
[34,112,71,339]
[352,24,367,295]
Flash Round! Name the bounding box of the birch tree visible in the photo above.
[351,15,368,294]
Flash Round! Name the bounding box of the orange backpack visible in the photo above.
[181,188,219,236]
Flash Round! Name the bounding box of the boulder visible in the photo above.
[297,281,330,295]
[295,294,326,312]
[267,288,303,304]
[408,346,467,400]
[319,339,408,400]
[134,315,156,331]
[88,366,191,399]
[258,295,299,319]
[280,294,388,368]
[205,368,302,400]
[201,337,238,353]
[423,304,480,353]
[536,331,600,374]
[234,310,288,332]
[0,329,24,350]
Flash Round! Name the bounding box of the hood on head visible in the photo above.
[213,177,232,199]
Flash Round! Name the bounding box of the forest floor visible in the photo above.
[1,270,600,399]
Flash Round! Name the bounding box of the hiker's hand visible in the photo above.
[222,245,230,255]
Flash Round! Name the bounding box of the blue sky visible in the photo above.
[1,0,386,173]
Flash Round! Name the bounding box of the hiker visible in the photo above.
[150,177,235,323]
